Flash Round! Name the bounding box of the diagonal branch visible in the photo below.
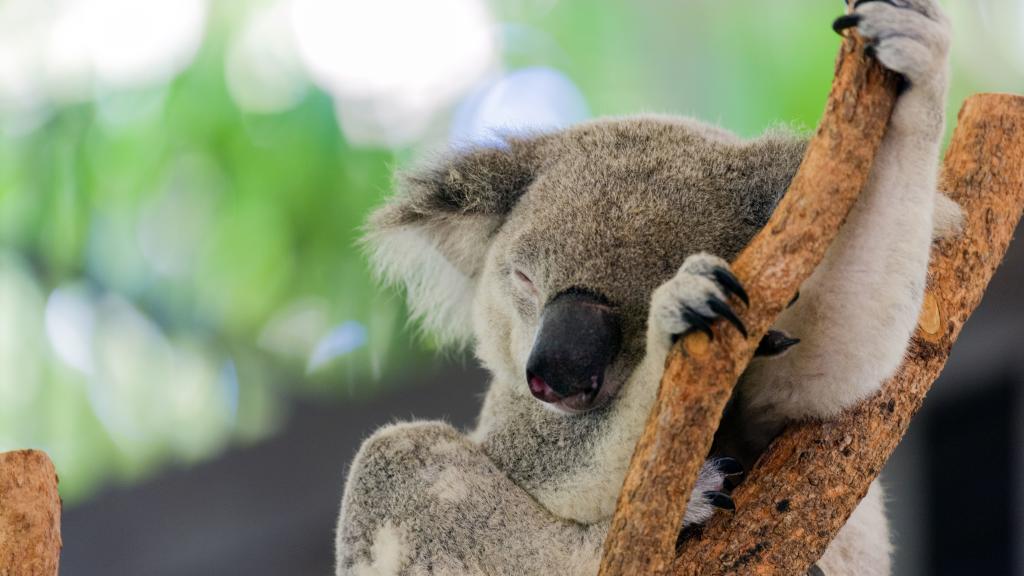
[672,92,1024,576]
[598,23,900,576]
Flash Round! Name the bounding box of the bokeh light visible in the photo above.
[451,66,590,147]
[0,0,207,131]
[0,254,45,446]
[225,1,308,114]
[290,0,499,145]
[45,283,97,375]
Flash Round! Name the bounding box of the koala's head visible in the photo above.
[366,116,805,414]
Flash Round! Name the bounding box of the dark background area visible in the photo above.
[62,366,488,576]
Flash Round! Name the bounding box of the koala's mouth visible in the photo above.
[527,372,621,413]
[525,288,623,414]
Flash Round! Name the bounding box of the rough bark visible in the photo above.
[671,92,1024,576]
[598,27,901,576]
[0,450,62,576]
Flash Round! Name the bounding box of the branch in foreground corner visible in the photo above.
[597,27,901,576]
[0,450,62,576]
[672,93,1024,576]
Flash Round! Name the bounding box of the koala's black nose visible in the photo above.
[525,289,622,409]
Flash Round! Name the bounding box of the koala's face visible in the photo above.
[366,116,805,414]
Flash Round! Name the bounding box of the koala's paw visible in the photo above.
[833,0,950,88]
[682,457,744,527]
[650,253,748,344]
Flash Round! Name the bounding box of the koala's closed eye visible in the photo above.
[513,269,537,292]
[510,268,542,315]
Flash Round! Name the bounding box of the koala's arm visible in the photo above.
[738,1,958,431]
[335,421,608,576]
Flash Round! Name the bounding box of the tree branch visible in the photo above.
[598,25,900,576]
[0,450,62,576]
[672,92,1024,575]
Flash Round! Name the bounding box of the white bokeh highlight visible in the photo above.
[450,66,590,147]
[290,0,499,146]
[45,284,97,375]
[0,0,208,129]
[226,0,308,114]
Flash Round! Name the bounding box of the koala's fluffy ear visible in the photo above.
[364,135,545,347]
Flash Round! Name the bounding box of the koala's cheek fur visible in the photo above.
[472,263,536,392]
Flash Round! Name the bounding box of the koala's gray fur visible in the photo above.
[337,2,959,575]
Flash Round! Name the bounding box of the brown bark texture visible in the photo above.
[597,28,901,576]
[671,92,1024,576]
[0,450,61,576]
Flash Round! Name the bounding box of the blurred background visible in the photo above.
[0,0,1021,574]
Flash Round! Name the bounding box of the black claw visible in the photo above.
[682,308,714,340]
[707,296,748,339]
[896,74,911,95]
[706,491,735,511]
[832,13,861,34]
[787,291,800,309]
[712,267,749,306]
[755,330,801,357]
[854,0,899,8]
[808,564,827,576]
[716,457,744,477]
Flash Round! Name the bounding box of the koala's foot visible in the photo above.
[650,253,749,347]
[682,457,744,526]
[833,0,950,88]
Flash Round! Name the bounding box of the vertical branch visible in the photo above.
[672,93,1024,575]
[598,27,900,576]
[0,450,62,576]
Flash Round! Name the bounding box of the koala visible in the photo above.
[336,2,961,575]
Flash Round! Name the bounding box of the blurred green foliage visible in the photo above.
[0,0,1019,504]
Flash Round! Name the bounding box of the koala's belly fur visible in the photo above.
[337,2,955,573]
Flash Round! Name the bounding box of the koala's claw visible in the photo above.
[705,491,736,511]
[716,456,746,491]
[676,297,746,343]
[852,0,899,8]
[788,290,800,308]
[680,307,714,341]
[683,457,743,526]
[834,0,950,89]
[651,254,751,347]
[755,329,801,358]
[711,267,749,306]
[831,13,861,34]
[707,296,748,338]
[715,456,744,477]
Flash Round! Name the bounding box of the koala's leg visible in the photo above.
[736,0,954,438]
[336,421,609,576]
[816,480,892,576]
